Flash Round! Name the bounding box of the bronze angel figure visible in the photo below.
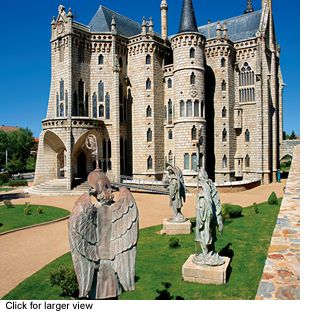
[68,169,139,299]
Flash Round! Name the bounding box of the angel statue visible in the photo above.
[68,169,139,299]
[163,164,186,223]
[193,168,225,266]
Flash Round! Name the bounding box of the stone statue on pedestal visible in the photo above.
[193,168,225,266]
[68,169,139,299]
[163,164,186,223]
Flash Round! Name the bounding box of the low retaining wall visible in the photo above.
[256,145,300,300]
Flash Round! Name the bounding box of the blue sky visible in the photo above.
[0,0,300,137]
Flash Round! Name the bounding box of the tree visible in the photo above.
[289,130,297,140]
[6,156,24,174]
[0,128,35,172]
[26,156,36,172]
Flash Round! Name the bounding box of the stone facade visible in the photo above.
[34,0,283,190]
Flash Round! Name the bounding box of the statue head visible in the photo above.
[87,169,114,204]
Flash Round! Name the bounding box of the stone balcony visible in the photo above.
[42,117,106,130]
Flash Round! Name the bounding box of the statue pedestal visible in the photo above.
[182,255,230,285]
[160,219,191,235]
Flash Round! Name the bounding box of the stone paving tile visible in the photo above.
[256,145,300,300]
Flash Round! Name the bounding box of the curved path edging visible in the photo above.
[0,216,70,236]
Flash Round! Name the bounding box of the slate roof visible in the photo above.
[89,5,141,37]
[179,0,198,33]
[198,9,262,42]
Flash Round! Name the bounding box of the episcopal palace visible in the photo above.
[34,0,284,190]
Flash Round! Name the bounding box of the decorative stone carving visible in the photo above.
[68,169,139,299]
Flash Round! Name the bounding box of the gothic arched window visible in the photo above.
[146,78,151,90]
[167,78,172,89]
[147,128,152,142]
[105,93,110,119]
[146,54,151,65]
[60,79,64,101]
[245,129,250,142]
[191,153,197,171]
[221,58,226,68]
[92,93,97,118]
[222,155,228,169]
[168,129,173,140]
[184,153,190,170]
[98,81,104,102]
[99,104,104,117]
[245,155,250,168]
[239,62,255,103]
[191,125,197,140]
[147,156,153,169]
[98,54,104,65]
[186,100,192,117]
[60,103,64,117]
[222,80,227,91]
[190,47,195,58]
[180,101,185,117]
[168,151,173,165]
[146,105,152,117]
[194,100,199,117]
[222,128,227,142]
[119,57,123,68]
[190,72,196,85]
[168,100,173,125]
[222,106,227,118]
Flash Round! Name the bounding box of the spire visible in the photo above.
[179,0,198,33]
[244,0,254,14]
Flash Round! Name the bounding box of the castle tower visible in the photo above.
[160,0,168,41]
[171,0,206,183]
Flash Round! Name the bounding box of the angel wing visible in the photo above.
[172,165,186,203]
[109,187,139,292]
[68,193,99,298]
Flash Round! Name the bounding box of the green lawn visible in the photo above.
[0,204,70,233]
[3,201,280,300]
[0,188,12,192]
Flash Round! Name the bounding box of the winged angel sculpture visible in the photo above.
[163,164,186,223]
[68,169,139,299]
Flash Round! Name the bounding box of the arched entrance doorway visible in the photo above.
[77,152,87,179]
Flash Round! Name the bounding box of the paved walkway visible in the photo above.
[256,145,300,300]
[0,180,286,298]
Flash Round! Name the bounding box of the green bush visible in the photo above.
[0,173,10,186]
[37,207,44,214]
[268,192,278,205]
[253,202,259,214]
[3,200,14,208]
[49,266,79,298]
[222,204,243,220]
[168,237,180,248]
[7,180,28,187]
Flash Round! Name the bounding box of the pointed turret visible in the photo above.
[179,0,198,33]
[244,0,254,14]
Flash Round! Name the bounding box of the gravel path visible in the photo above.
[0,181,285,298]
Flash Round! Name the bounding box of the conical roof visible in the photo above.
[178,0,198,33]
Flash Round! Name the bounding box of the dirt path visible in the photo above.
[0,180,285,298]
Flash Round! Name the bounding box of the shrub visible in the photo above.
[49,266,79,298]
[7,180,28,187]
[3,200,14,208]
[0,173,10,185]
[222,204,243,220]
[37,207,44,214]
[24,202,31,215]
[253,202,259,214]
[268,192,278,205]
[168,237,180,248]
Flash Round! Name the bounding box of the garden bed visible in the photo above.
[0,203,70,233]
